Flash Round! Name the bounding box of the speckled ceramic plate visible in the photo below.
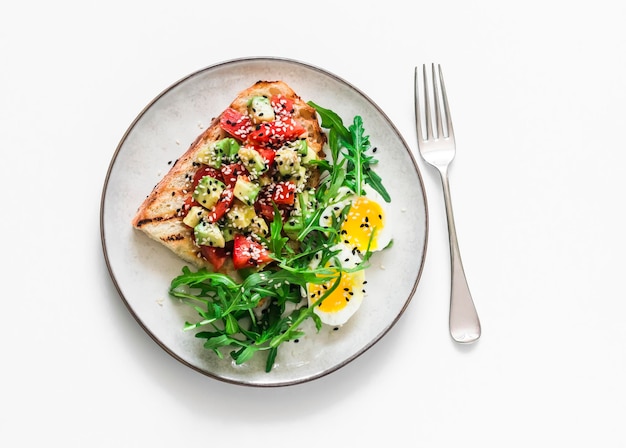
[100,57,428,387]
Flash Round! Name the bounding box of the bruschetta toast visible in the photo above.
[132,80,326,273]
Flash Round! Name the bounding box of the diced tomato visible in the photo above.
[271,95,296,117]
[254,184,293,222]
[200,246,229,271]
[206,188,234,223]
[232,234,273,270]
[254,147,276,168]
[271,181,297,206]
[246,118,306,147]
[220,108,252,140]
[255,202,278,223]
[220,162,246,188]
[257,206,286,225]
[193,165,223,187]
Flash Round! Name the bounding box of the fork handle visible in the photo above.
[439,169,481,343]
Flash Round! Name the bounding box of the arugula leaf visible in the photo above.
[267,204,290,256]
[308,102,391,202]
[307,101,351,144]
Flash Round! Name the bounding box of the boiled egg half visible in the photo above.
[306,242,366,327]
[307,186,391,326]
[319,186,391,254]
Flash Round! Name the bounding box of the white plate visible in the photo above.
[100,57,428,387]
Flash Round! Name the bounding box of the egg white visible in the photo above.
[306,242,366,327]
[318,186,353,229]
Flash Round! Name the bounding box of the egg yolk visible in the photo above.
[340,196,385,252]
[308,270,363,313]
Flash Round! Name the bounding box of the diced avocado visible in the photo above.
[248,96,275,124]
[300,145,318,166]
[233,176,261,205]
[238,146,267,176]
[293,139,308,156]
[194,221,225,248]
[282,218,301,234]
[196,143,224,169]
[196,143,223,168]
[283,190,316,234]
[301,151,317,166]
[221,225,236,243]
[248,215,269,239]
[215,138,241,161]
[257,172,272,187]
[293,166,308,188]
[275,146,300,177]
[182,205,208,228]
[284,139,318,165]
[196,138,240,167]
[295,189,315,216]
[226,202,257,229]
[193,176,225,210]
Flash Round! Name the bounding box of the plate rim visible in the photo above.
[100,56,429,387]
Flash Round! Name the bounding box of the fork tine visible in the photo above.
[416,64,454,141]
[431,64,444,140]
[437,64,454,140]
[414,66,424,143]
[422,64,433,141]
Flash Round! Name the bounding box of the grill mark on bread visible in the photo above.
[135,214,177,227]
[162,233,185,242]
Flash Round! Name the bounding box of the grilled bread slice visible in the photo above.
[132,80,326,271]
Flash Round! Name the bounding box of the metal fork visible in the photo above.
[414,64,481,343]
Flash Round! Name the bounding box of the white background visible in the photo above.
[2,1,625,446]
